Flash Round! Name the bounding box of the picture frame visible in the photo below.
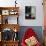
[9,10,18,15]
[25,6,36,19]
[2,10,9,15]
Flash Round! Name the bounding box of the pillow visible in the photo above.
[25,36,38,46]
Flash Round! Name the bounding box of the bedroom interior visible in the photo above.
[0,0,45,46]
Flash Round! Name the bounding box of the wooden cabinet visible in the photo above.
[0,41,19,46]
[0,7,20,46]
[2,41,19,46]
[0,7,19,24]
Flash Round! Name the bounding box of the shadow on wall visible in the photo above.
[18,26,43,44]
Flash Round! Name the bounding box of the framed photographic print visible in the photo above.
[25,6,36,19]
[10,11,15,15]
[9,10,18,15]
[2,10,9,15]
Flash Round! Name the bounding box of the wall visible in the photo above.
[0,0,43,26]
[0,0,44,45]
[18,0,43,26]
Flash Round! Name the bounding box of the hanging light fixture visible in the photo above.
[15,0,17,7]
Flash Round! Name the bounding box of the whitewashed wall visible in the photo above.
[0,0,43,26]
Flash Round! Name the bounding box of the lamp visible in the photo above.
[15,0,17,7]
